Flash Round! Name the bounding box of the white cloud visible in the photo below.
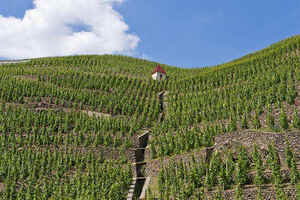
[0,0,140,59]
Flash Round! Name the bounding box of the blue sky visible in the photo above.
[0,0,300,68]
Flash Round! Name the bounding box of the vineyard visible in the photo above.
[0,35,299,199]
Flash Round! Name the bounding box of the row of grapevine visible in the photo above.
[151,104,300,158]
[0,145,131,200]
[0,104,138,149]
[148,143,299,199]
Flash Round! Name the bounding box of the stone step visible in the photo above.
[127,179,137,200]
[132,161,147,165]
[132,177,146,181]
[135,147,147,150]
[128,189,134,193]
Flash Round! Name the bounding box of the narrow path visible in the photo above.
[0,60,30,65]
[127,91,167,200]
[158,91,166,122]
[139,91,166,199]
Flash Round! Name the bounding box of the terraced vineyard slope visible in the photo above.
[0,35,299,199]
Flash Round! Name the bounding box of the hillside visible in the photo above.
[0,35,299,199]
